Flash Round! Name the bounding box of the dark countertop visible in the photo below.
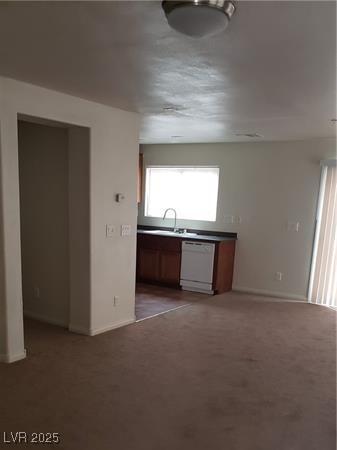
[137,226,237,243]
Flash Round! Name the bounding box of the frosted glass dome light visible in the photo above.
[162,0,237,38]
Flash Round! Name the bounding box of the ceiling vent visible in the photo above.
[235,133,263,138]
[162,0,237,38]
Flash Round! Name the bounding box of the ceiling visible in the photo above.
[0,1,336,144]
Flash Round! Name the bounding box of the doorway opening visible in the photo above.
[18,116,91,349]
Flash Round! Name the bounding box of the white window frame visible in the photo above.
[144,165,220,222]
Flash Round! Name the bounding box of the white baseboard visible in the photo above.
[89,318,135,336]
[232,286,307,302]
[0,349,26,363]
[24,310,68,328]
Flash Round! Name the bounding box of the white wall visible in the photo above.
[18,121,70,327]
[68,126,91,334]
[138,139,336,300]
[0,131,8,359]
[0,77,139,362]
[0,99,25,363]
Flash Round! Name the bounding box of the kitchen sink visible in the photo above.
[142,229,198,237]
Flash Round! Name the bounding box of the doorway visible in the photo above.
[18,120,70,327]
[17,116,91,344]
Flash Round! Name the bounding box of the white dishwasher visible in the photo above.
[180,241,215,294]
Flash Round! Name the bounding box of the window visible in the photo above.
[144,166,219,222]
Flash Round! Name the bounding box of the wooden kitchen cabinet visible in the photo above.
[137,234,181,287]
[136,232,236,293]
[137,247,160,281]
[159,250,181,284]
[213,240,236,293]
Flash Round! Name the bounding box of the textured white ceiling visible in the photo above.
[0,1,336,143]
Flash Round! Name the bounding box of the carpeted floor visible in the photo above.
[1,292,336,450]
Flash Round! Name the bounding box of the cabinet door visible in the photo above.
[159,251,181,285]
[213,241,236,293]
[137,248,160,281]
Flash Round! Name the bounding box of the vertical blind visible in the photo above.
[309,162,337,308]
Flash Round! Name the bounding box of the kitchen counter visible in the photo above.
[137,227,237,243]
[137,226,237,293]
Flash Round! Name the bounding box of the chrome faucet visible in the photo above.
[163,208,178,232]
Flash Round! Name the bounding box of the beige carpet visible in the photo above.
[1,292,336,450]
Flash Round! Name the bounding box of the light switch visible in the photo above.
[224,215,234,224]
[106,224,114,237]
[121,224,131,236]
[275,272,283,281]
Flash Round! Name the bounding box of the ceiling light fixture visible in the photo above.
[163,106,179,112]
[162,0,237,38]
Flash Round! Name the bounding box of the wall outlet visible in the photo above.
[121,224,131,236]
[34,287,40,299]
[106,224,114,237]
[113,295,119,306]
[275,272,283,281]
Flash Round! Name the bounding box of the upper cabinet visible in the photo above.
[137,153,143,204]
